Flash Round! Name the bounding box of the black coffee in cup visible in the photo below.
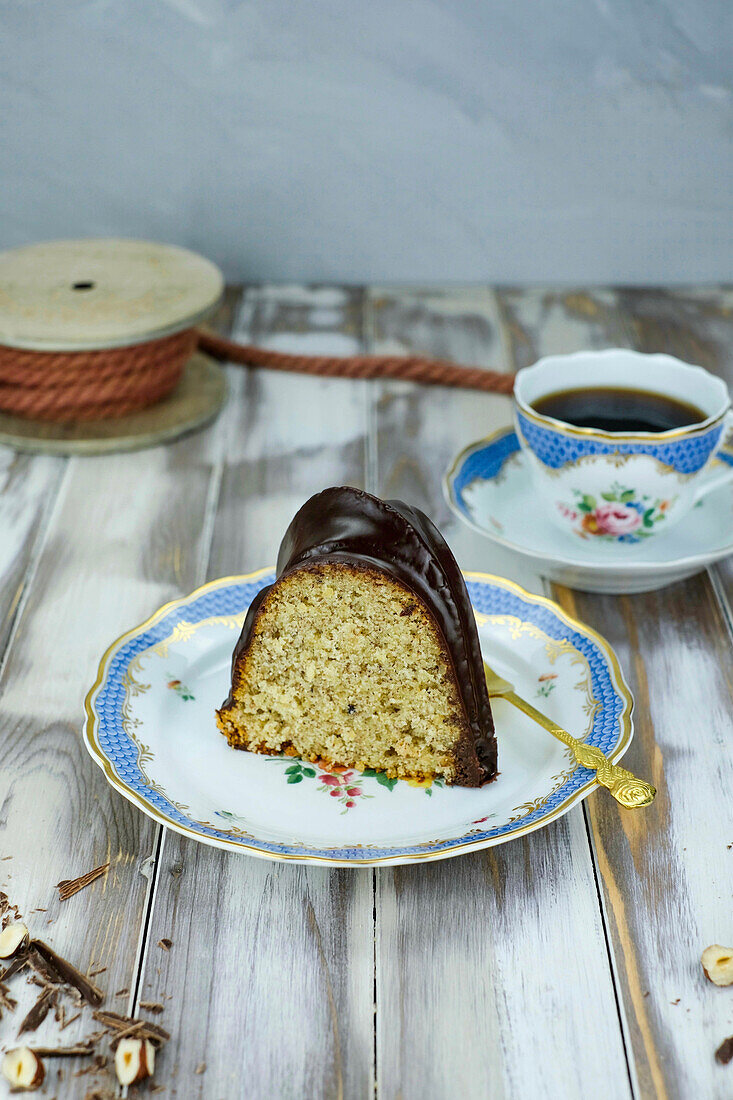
[533,386,706,434]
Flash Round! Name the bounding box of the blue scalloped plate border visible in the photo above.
[84,571,633,866]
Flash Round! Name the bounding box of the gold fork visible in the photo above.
[483,660,655,808]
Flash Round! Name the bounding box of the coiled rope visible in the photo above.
[0,327,515,422]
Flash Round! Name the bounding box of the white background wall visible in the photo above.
[2,0,732,283]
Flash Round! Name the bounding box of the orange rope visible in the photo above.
[197,331,516,394]
[0,326,515,423]
[0,330,198,421]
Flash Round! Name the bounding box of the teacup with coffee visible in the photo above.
[513,349,732,543]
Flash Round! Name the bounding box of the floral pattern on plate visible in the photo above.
[267,758,373,813]
[262,755,446,809]
[166,675,195,701]
[536,673,558,699]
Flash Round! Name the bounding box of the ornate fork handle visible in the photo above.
[504,691,656,809]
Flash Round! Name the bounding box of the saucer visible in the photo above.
[444,428,733,594]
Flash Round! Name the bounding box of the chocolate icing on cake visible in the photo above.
[226,486,497,785]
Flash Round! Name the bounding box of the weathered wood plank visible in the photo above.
[0,450,65,662]
[499,286,733,1099]
[137,285,375,1100]
[558,579,733,1100]
[495,287,632,368]
[365,287,538,590]
[367,287,631,1099]
[0,293,236,1092]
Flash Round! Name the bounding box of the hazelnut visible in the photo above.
[701,944,733,986]
[1,1048,44,1091]
[0,922,29,959]
[114,1037,155,1086]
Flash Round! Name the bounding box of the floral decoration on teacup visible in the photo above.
[558,482,672,543]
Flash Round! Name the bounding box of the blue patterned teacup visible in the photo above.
[513,350,733,544]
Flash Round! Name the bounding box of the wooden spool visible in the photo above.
[0,239,225,454]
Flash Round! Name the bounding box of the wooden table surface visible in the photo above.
[2,285,733,1100]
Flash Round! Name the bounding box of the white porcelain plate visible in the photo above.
[84,570,633,866]
[445,428,733,594]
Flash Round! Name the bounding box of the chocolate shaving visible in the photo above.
[0,894,23,927]
[195,1061,206,1074]
[27,944,60,985]
[88,966,106,978]
[139,1000,165,1014]
[114,988,128,998]
[158,938,172,951]
[91,1008,131,1028]
[31,1042,95,1058]
[73,1054,107,1077]
[1,947,30,983]
[29,940,104,1006]
[92,1008,170,1048]
[716,1036,733,1065]
[111,1021,169,1049]
[83,1090,115,1100]
[18,985,56,1035]
[56,862,110,902]
[75,1029,106,1049]
[0,980,17,1014]
[59,1010,81,1032]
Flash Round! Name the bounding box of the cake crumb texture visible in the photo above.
[216,563,473,783]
